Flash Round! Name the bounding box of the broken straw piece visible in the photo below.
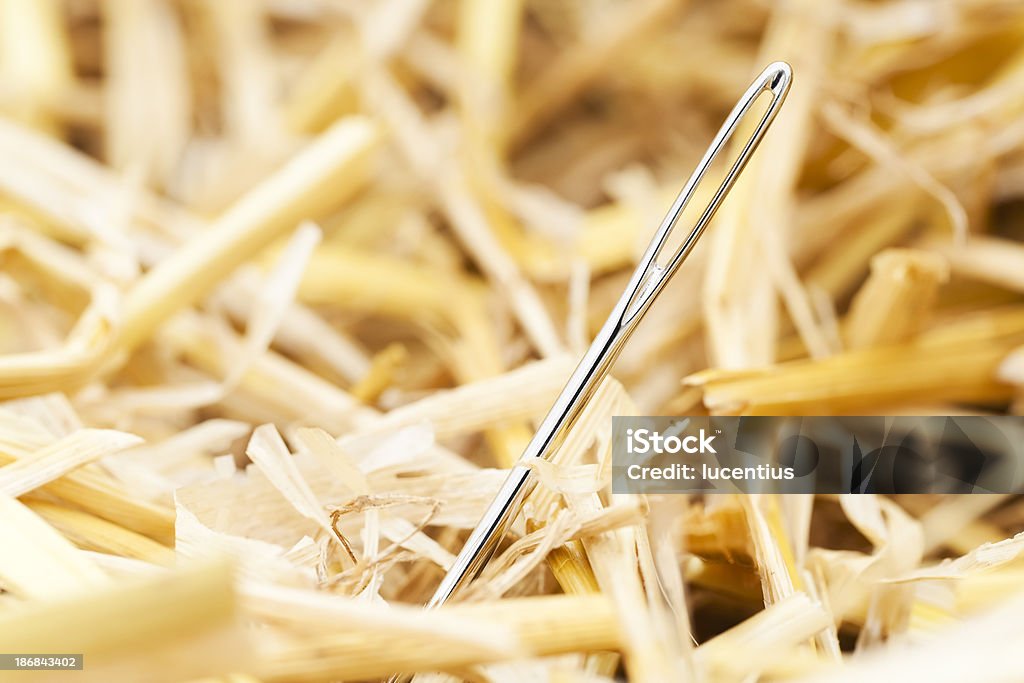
[0,117,380,398]
[845,248,950,349]
[117,117,379,352]
[0,427,142,497]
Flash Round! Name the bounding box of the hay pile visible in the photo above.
[2,0,1024,681]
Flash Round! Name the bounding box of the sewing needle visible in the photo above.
[427,60,791,611]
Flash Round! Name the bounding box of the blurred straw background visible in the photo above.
[2,0,1024,680]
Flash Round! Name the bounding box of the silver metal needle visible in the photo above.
[388,60,791,682]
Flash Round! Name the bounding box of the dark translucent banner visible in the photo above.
[611,416,1024,494]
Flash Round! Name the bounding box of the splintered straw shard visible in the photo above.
[426,61,792,611]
